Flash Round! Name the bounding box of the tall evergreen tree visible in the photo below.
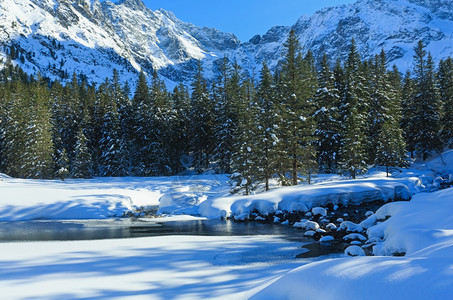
[97,80,128,177]
[438,57,453,147]
[111,69,132,175]
[254,62,279,191]
[22,75,55,178]
[400,71,417,156]
[149,71,172,175]
[412,41,442,160]
[231,78,257,195]
[278,30,317,185]
[371,54,407,175]
[60,73,83,162]
[213,58,243,173]
[0,82,10,172]
[190,61,216,173]
[314,54,341,173]
[131,71,153,175]
[2,80,27,177]
[338,40,369,179]
[170,83,191,172]
[72,127,93,178]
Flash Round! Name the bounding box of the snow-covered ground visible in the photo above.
[0,174,231,221]
[1,150,453,299]
[0,235,306,299]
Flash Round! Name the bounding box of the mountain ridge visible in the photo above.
[1,0,452,87]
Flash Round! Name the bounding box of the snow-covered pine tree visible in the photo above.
[213,57,242,173]
[49,80,66,165]
[130,71,152,176]
[400,71,416,157]
[71,127,93,178]
[254,61,279,191]
[271,71,290,185]
[412,41,442,160]
[0,78,10,173]
[60,73,83,162]
[21,75,55,178]
[97,80,128,177]
[299,51,318,184]
[278,29,317,185]
[190,61,216,173]
[231,78,257,195]
[111,69,132,175]
[338,40,369,179]
[438,57,453,148]
[149,71,172,175]
[372,55,407,176]
[170,83,191,173]
[314,54,341,174]
[1,79,27,177]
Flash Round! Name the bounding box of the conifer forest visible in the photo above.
[0,33,452,195]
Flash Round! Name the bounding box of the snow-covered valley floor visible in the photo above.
[1,151,453,299]
[0,235,310,299]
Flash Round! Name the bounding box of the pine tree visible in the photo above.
[112,69,132,175]
[231,78,257,195]
[400,71,417,157]
[314,54,341,173]
[438,57,453,147]
[2,80,27,177]
[371,55,407,175]
[190,61,216,173]
[149,71,172,175]
[213,57,241,173]
[170,83,191,172]
[22,75,55,178]
[60,73,83,162]
[255,61,279,191]
[72,127,93,178]
[97,80,128,177]
[338,40,369,179]
[0,82,10,173]
[299,51,318,184]
[130,71,152,175]
[412,41,442,160]
[278,30,317,185]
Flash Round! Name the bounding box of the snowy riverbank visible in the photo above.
[1,151,453,299]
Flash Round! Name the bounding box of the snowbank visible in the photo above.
[0,175,230,221]
[251,187,453,300]
[422,149,453,175]
[198,175,422,219]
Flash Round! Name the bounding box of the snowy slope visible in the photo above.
[1,0,453,86]
[0,0,239,86]
[252,186,453,300]
[243,0,453,72]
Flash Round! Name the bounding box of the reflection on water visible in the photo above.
[0,219,312,243]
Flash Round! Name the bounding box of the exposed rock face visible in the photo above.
[1,0,452,86]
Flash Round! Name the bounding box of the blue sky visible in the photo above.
[141,0,356,41]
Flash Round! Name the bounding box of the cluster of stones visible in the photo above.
[121,205,160,218]
[247,201,388,257]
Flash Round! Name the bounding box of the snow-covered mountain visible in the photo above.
[1,0,453,87]
[244,0,453,72]
[0,0,240,86]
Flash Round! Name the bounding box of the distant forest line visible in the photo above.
[0,32,452,194]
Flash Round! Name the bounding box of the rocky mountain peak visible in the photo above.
[116,0,147,11]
